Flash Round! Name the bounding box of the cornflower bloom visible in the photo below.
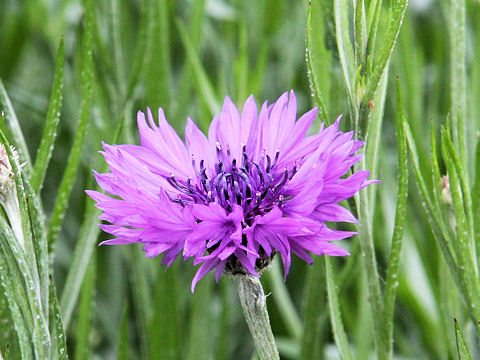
[87,91,377,291]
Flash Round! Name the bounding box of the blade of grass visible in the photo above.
[23,173,49,321]
[149,262,181,360]
[173,0,206,121]
[145,0,171,111]
[325,256,354,360]
[176,18,220,119]
[31,38,64,194]
[0,212,48,359]
[353,0,366,69]
[74,255,95,360]
[59,108,125,330]
[300,260,327,360]
[47,0,94,255]
[364,0,407,104]
[445,0,467,161]
[473,140,480,259]
[404,121,460,284]
[0,132,40,301]
[126,246,152,358]
[382,78,408,358]
[0,80,32,175]
[117,304,130,360]
[186,277,213,360]
[305,0,330,123]
[216,280,231,360]
[266,258,302,342]
[441,127,480,329]
[334,0,356,107]
[454,319,473,360]
[0,230,32,360]
[49,275,68,360]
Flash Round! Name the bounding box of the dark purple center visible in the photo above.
[166,145,296,222]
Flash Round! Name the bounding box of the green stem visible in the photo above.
[237,275,279,360]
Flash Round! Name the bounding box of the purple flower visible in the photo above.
[87,91,377,291]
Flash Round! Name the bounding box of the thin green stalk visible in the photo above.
[238,275,279,360]
[325,256,354,360]
[382,79,409,358]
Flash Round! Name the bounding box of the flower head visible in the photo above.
[87,91,377,291]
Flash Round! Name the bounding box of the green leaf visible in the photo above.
[47,0,94,254]
[334,0,356,107]
[22,173,49,321]
[233,20,249,104]
[30,38,64,194]
[173,0,207,122]
[149,262,181,360]
[325,256,354,360]
[266,258,302,341]
[144,0,172,111]
[176,18,220,119]
[186,277,213,360]
[444,0,467,159]
[364,0,407,103]
[305,0,330,123]
[404,121,463,293]
[0,210,48,359]
[454,319,472,360]
[0,80,32,175]
[216,280,231,360]
[382,78,408,358]
[126,246,152,358]
[353,0,367,69]
[441,127,480,322]
[59,202,100,329]
[117,304,130,360]
[74,255,95,360]
[59,101,126,330]
[300,260,327,360]
[0,228,33,360]
[473,140,480,261]
[49,276,68,360]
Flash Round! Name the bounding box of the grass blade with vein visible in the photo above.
[325,256,354,360]
[47,0,94,254]
[0,80,32,175]
[305,0,330,123]
[31,38,64,194]
[176,18,220,120]
[382,78,408,359]
[74,255,95,360]
[49,275,68,360]
[454,319,472,360]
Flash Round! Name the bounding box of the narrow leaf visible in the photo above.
[49,276,68,360]
[325,256,354,360]
[176,18,220,118]
[305,0,330,123]
[74,255,95,360]
[382,78,408,357]
[31,38,65,194]
[454,319,472,360]
[334,0,356,106]
[0,80,32,175]
[364,0,407,103]
[48,0,94,254]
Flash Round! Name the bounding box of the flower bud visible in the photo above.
[0,144,25,250]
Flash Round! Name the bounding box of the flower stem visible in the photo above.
[237,275,279,360]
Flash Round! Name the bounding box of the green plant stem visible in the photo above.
[237,275,279,360]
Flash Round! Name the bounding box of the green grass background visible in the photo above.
[1,0,480,359]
